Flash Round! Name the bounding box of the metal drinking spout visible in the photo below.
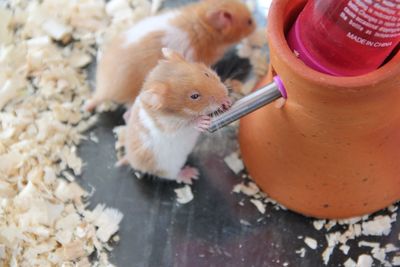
[208,76,287,133]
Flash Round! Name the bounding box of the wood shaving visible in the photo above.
[229,170,397,267]
[304,237,318,250]
[324,220,337,231]
[151,0,165,15]
[113,125,127,151]
[42,19,72,43]
[356,254,373,267]
[240,219,251,226]
[344,258,357,267]
[250,199,266,214]
[106,0,131,16]
[0,7,12,44]
[322,246,335,265]
[232,174,287,216]
[89,205,124,243]
[313,220,326,231]
[233,182,259,196]
[385,244,398,253]
[90,132,99,143]
[0,0,164,264]
[303,206,398,266]
[393,256,400,266]
[322,231,341,264]
[224,152,244,174]
[295,248,306,258]
[112,235,120,242]
[340,244,350,255]
[371,246,389,265]
[175,185,194,204]
[361,215,393,236]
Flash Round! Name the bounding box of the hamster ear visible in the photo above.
[141,83,167,110]
[206,9,233,31]
[162,48,185,62]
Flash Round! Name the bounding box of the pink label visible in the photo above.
[341,0,400,47]
[287,0,400,76]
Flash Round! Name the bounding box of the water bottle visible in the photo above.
[287,0,400,76]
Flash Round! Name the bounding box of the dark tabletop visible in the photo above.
[78,1,400,266]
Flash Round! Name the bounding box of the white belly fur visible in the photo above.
[138,103,199,180]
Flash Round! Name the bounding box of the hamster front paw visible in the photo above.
[123,108,132,123]
[194,115,211,132]
[115,156,129,167]
[177,166,199,185]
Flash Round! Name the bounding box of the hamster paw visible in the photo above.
[194,115,211,132]
[83,99,98,112]
[115,156,129,167]
[123,108,131,123]
[177,166,199,185]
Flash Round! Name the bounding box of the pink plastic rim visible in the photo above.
[273,76,287,99]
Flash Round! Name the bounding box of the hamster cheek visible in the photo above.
[182,108,198,116]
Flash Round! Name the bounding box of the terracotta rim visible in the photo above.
[268,0,400,90]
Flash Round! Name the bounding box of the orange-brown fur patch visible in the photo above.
[92,0,254,108]
[125,104,166,176]
[173,0,255,64]
[94,32,164,104]
[142,58,229,118]
[141,101,187,133]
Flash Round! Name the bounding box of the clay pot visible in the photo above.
[239,0,400,219]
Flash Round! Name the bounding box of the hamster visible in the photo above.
[117,48,231,184]
[85,0,255,111]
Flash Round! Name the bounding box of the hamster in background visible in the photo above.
[85,0,255,111]
[117,48,231,184]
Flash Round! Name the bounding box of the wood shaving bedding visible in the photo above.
[357,254,373,267]
[250,199,266,214]
[231,166,399,266]
[0,0,161,265]
[344,258,357,267]
[174,185,194,205]
[393,256,400,266]
[237,28,269,77]
[304,237,318,250]
[224,152,245,175]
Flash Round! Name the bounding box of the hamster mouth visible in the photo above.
[208,108,224,118]
[208,101,231,118]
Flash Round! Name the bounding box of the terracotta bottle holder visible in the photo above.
[239,0,400,219]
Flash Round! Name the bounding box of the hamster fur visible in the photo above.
[118,48,231,184]
[85,0,255,111]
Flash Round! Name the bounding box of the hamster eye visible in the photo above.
[248,18,253,25]
[190,93,200,100]
[204,72,210,77]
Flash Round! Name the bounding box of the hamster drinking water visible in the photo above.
[85,0,255,111]
[117,48,231,184]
